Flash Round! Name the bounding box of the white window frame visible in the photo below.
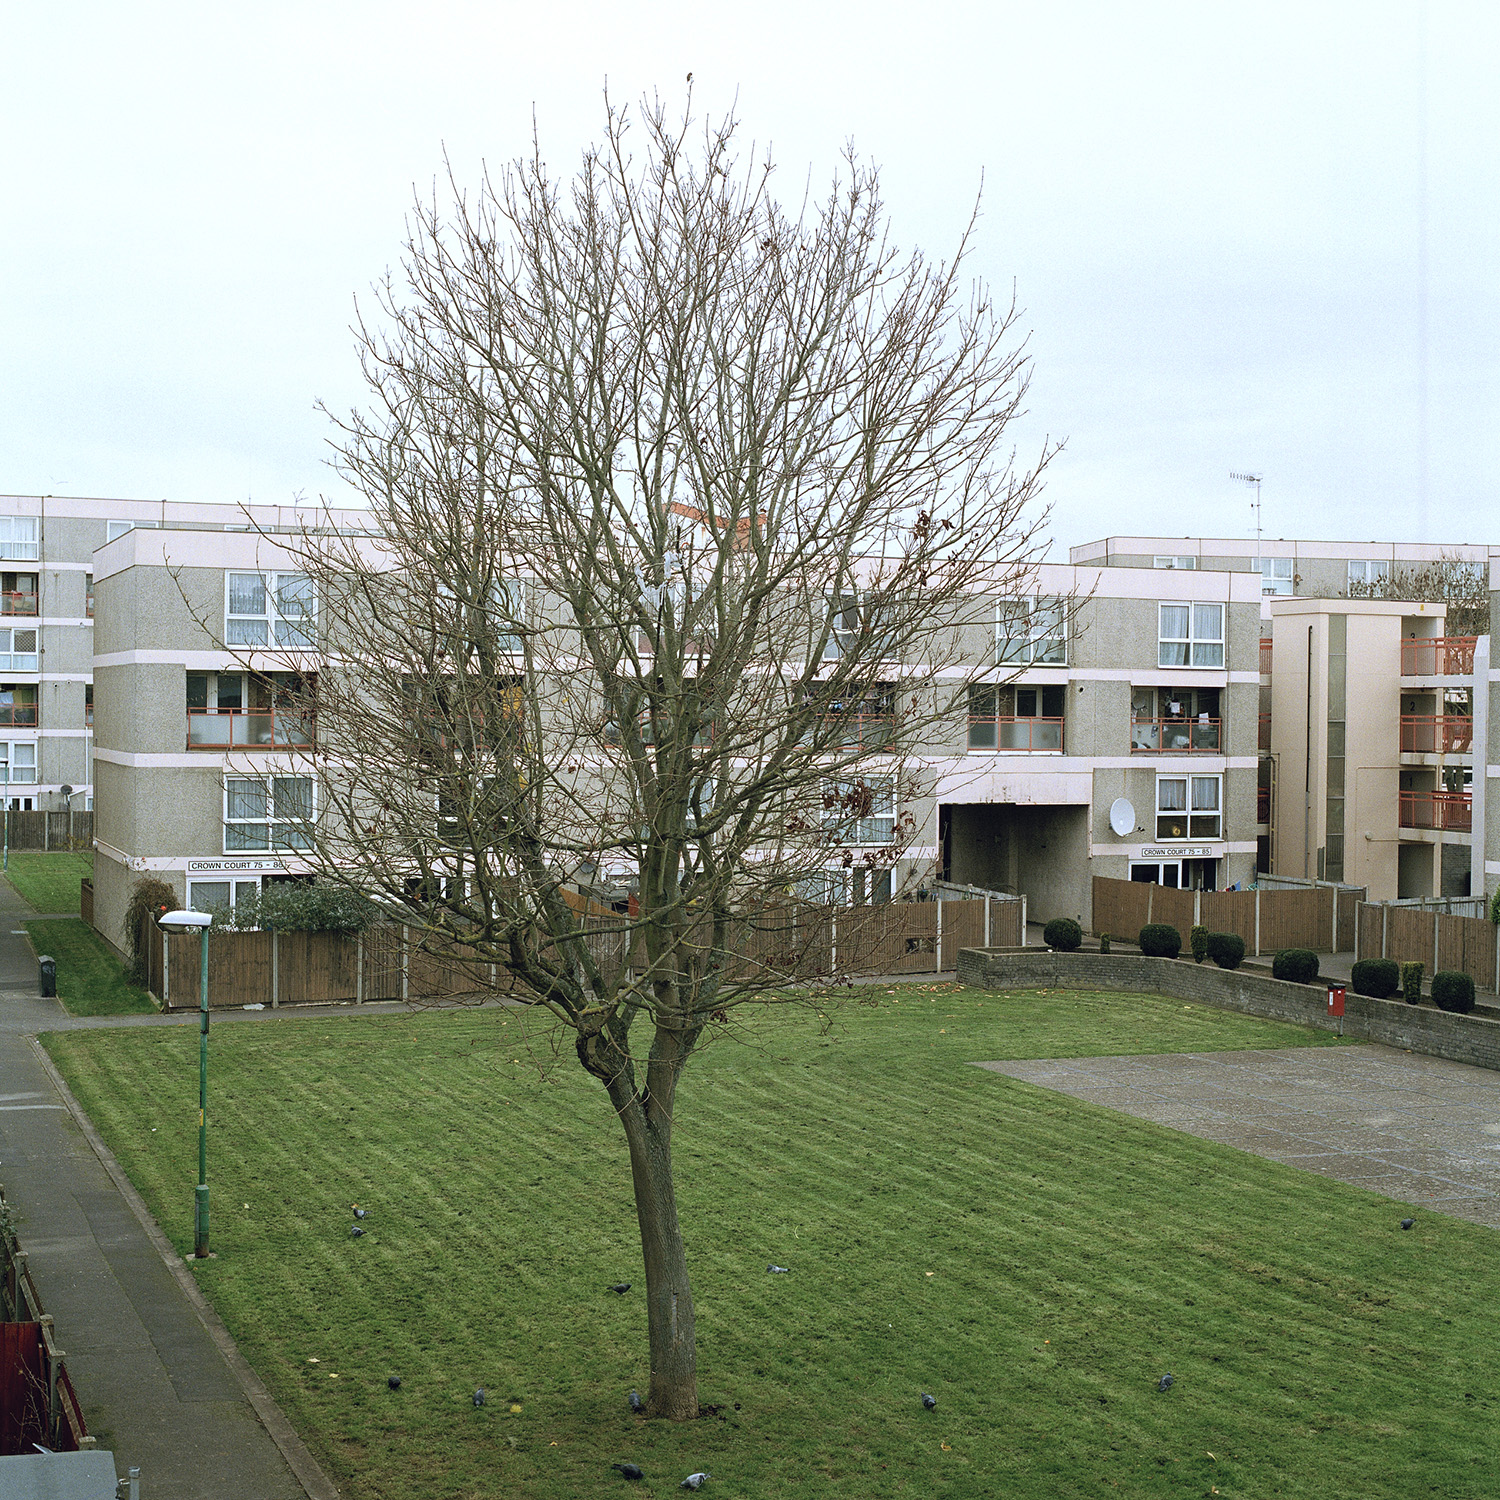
[226,572,316,648]
[105,519,159,543]
[0,627,38,671]
[1157,603,1224,668]
[1347,560,1389,587]
[1155,773,1221,841]
[1153,555,1196,570]
[997,597,1066,666]
[1260,557,1293,596]
[493,577,531,654]
[224,775,314,852]
[0,741,37,785]
[821,776,896,845]
[187,876,261,915]
[823,591,896,661]
[0,518,39,561]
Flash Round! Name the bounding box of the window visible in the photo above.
[1347,560,1388,587]
[822,778,895,844]
[85,683,93,729]
[493,578,529,654]
[1153,555,1197,570]
[968,683,1064,750]
[227,572,315,647]
[997,597,1066,665]
[1130,686,1220,752]
[0,627,38,671]
[1158,603,1223,668]
[0,742,37,784]
[188,671,314,748]
[1156,774,1221,840]
[0,573,37,615]
[1260,557,1293,596]
[824,592,895,660]
[106,519,158,543]
[188,877,259,915]
[0,518,38,561]
[0,685,38,728]
[224,776,313,851]
[85,575,93,618]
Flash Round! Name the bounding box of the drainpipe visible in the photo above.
[1304,624,1314,879]
[1470,635,1489,904]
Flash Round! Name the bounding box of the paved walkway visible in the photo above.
[979,1044,1500,1228]
[0,881,333,1498]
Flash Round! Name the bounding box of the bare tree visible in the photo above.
[269,94,1054,1418]
[1346,555,1490,637]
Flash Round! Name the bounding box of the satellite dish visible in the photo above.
[59,784,73,798]
[1109,798,1136,837]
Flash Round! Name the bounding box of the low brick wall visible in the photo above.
[956,948,1500,1074]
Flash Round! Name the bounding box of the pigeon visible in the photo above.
[681,1475,711,1491]
[612,1464,645,1481]
[628,1389,645,1412]
[921,1392,937,1410]
[350,1225,364,1238]
[473,1388,486,1407]
[767,1265,790,1274]
[1157,1374,1174,1392]
[1401,1218,1415,1230]
[353,1207,370,1219]
[388,1376,401,1390]
[609,1283,632,1295]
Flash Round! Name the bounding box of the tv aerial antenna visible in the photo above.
[1230,472,1264,586]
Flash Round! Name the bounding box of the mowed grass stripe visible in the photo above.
[42,991,1500,1500]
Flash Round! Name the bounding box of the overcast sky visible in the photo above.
[3,2,1494,554]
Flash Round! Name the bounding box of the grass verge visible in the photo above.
[41,986,1494,1500]
[28,917,157,1015]
[3,849,93,914]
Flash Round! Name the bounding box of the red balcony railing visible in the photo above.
[1401,636,1477,676]
[0,703,37,727]
[1257,786,1271,824]
[1130,717,1222,753]
[968,715,1063,751]
[187,706,314,749]
[1400,715,1473,755]
[823,711,895,747]
[1,591,38,615]
[1399,790,1472,832]
[1260,637,1272,674]
[1258,713,1271,751]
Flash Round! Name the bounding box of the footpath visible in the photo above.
[0,880,335,1499]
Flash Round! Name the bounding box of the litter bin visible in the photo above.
[1326,983,1346,1018]
[39,954,56,997]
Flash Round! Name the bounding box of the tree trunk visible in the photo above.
[616,1091,698,1418]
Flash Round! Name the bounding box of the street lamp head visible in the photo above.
[158,909,213,935]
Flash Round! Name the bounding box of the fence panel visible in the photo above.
[1199,890,1256,948]
[989,898,1024,948]
[1356,903,1384,962]
[940,900,985,970]
[276,930,359,1004]
[1386,907,1437,969]
[362,926,405,1001]
[1258,888,1334,952]
[1091,877,1153,941]
[1149,885,1197,938]
[1437,913,1496,990]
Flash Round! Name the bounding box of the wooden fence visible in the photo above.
[0,811,93,852]
[155,896,1025,1009]
[1091,877,1366,957]
[1356,902,1500,994]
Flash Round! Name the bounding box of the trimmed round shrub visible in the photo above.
[1350,957,1400,999]
[1098,933,1112,954]
[1043,917,1083,952]
[1138,923,1182,959]
[1189,924,1210,964]
[1431,970,1476,1014]
[1206,931,1246,970]
[1272,948,1320,985]
[1400,961,1425,1006]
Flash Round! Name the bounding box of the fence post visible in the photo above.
[1020,894,1027,945]
[43,812,49,851]
[162,930,169,1008]
[935,899,944,972]
[271,930,279,1009]
[1354,901,1360,960]
[401,924,410,1002]
[1193,889,1201,928]
[1433,914,1440,979]
[983,896,991,948]
[830,910,837,976]
[1254,887,1261,956]
[356,933,364,1005]
[1382,903,1388,958]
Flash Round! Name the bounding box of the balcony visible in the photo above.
[968,715,1063,752]
[1258,713,1271,751]
[1259,637,1272,674]
[1130,717,1222,753]
[823,710,895,748]
[187,707,314,750]
[1257,785,1270,823]
[0,591,37,616]
[1399,790,1472,833]
[1401,636,1476,676]
[0,702,37,728]
[1400,715,1473,755]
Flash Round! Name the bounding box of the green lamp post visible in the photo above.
[157,908,214,1258]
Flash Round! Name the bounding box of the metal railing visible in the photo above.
[1257,786,1271,824]
[823,711,895,747]
[0,591,37,615]
[1258,713,1271,751]
[0,703,37,727]
[1400,715,1473,755]
[187,706,314,749]
[1398,790,1472,832]
[967,715,1063,751]
[1130,717,1221,753]
[1260,637,1272,674]
[1401,636,1477,675]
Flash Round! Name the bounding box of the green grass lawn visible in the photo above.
[41,986,1498,1500]
[4,849,93,913]
[28,917,157,1015]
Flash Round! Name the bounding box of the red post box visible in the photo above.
[1326,984,1346,1018]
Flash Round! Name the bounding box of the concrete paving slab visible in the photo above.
[977,1043,1500,1230]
